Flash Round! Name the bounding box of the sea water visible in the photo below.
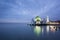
[0,23,60,40]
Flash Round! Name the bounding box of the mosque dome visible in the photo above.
[34,16,41,21]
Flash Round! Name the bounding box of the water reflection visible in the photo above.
[34,26,50,36]
[34,26,41,36]
[46,26,49,33]
[47,25,59,32]
[46,25,60,32]
[50,26,57,32]
[33,25,60,36]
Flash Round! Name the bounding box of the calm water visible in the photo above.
[0,23,60,40]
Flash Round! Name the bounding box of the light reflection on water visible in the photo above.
[0,23,60,40]
[33,25,60,36]
[34,26,41,36]
[46,26,49,33]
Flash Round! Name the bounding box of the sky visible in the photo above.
[0,0,60,23]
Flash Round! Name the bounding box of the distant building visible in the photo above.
[46,16,49,24]
[34,16,41,24]
[33,16,60,24]
[47,21,60,24]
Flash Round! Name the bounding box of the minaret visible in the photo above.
[46,16,49,23]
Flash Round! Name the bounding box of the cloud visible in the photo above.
[0,0,60,22]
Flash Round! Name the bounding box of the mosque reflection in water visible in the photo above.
[33,25,60,36]
[34,26,41,36]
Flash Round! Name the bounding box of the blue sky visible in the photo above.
[0,0,60,23]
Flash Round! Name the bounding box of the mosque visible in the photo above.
[34,16,41,24]
[33,16,60,24]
